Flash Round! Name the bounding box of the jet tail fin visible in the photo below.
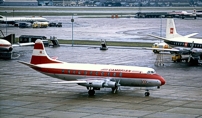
[166,18,182,39]
[30,39,62,64]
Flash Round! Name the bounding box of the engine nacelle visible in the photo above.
[79,80,117,88]
[0,47,13,52]
[81,80,104,88]
[103,81,117,88]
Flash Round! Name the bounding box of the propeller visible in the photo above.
[188,41,194,63]
[113,80,121,93]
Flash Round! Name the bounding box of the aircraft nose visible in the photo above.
[160,76,166,85]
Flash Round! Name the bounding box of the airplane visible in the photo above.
[0,39,34,59]
[18,39,165,96]
[0,15,48,25]
[148,18,202,65]
[169,10,196,19]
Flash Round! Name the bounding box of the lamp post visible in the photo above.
[13,9,14,17]
[5,11,7,36]
[71,14,74,47]
[160,15,162,42]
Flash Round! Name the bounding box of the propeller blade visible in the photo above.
[113,80,121,93]
[188,54,191,62]
[188,41,194,63]
[190,41,194,50]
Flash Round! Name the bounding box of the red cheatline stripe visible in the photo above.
[0,44,11,47]
[34,43,44,50]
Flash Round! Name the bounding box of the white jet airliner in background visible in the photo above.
[148,18,202,65]
[18,39,165,96]
[0,15,48,25]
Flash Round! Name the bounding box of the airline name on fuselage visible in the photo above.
[101,68,138,72]
[109,69,131,72]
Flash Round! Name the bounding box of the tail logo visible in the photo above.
[170,28,174,34]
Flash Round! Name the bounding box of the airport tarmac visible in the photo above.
[1,17,202,42]
[1,45,202,118]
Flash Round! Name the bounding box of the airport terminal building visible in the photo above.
[0,0,38,6]
[0,0,202,6]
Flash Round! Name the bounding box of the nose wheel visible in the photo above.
[145,91,150,97]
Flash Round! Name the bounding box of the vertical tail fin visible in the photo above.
[166,18,182,39]
[30,39,61,64]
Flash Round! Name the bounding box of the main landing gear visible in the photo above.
[87,87,151,96]
[87,87,95,96]
[88,89,95,96]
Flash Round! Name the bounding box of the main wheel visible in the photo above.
[88,90,95,96]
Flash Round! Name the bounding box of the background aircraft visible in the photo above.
[19,39,165,96]
[0,15,48,25]
[169,9,202,19]
[0,39,34,59]
[148,18,202,65]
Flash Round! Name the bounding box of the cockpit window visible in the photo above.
[147,71,156,74]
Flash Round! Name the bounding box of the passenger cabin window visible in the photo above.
[107,72,110,76]
[113,73,116,76]
[119,73,122,77]
[68,70,70,74]
[101,72,104,76]
[78,71,80,74]
[62,70,64,73]
[96,72,98,75]
[84,71,87,75]
[90,71,93,75]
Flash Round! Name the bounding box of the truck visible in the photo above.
[56,22,62,27]
[32,22,49,28]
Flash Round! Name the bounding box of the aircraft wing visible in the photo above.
[52,81,87,84]
[184,33,198,38]
[147,34,167,41]
[145,48,180,52]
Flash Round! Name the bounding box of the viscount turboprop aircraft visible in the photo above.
[0,15,48,25]
[18,39,165,96]
[148,18,202,65]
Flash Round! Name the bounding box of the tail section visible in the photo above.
[166,18,182,39]
[30,39,61,64]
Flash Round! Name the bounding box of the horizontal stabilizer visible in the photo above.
[184,33,198,38]
[52,81,87,84]
[12,42,35,47]
[145,48,179,52]
[148,34,167,41]
[18,61,36,67]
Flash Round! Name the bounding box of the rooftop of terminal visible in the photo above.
[0,0,202,6]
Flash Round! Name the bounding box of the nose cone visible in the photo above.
[160,76,166,85]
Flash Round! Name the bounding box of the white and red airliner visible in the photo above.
[19,39,165,96]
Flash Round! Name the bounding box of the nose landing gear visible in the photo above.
[145,90,150,97]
